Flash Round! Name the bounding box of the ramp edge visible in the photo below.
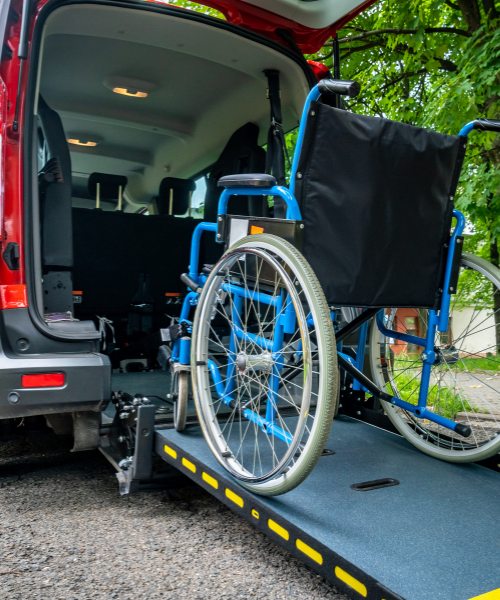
[154,431,405,600]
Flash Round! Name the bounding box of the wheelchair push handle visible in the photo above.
[473,118,500,133]
[460,118,500,136]
[317,79,361,98]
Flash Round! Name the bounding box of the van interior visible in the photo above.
[30,3,311,405]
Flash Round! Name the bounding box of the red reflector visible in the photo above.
[22,373,65,388]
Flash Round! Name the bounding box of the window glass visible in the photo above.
[175,175,206,219]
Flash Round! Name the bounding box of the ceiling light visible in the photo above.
[104,76,157,98]
[112,87,148,98]
[67,139,98,147]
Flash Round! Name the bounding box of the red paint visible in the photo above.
[307,60,332,82]
[22,373,65,388]
[0,283,27,308]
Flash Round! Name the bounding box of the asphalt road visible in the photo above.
[0,433,351,600]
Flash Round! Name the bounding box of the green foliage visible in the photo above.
[386,355,476,418]
[308,0,500,257]
[152,0,225,19]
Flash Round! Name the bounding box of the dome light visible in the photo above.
[67,139,98,146]
[112,87,148,98]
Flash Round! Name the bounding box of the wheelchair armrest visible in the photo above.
[217,174,277,188]
[318,79,361,98]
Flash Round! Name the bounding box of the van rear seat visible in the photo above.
[72,209,199,317]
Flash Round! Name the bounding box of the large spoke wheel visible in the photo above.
[370,253,500,462]
[191,234,338,496]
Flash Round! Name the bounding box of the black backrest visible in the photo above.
[88,173,128,200]
[204,122,267,223]
[294,103,466,309]
[37,96,73,269]
[72,209,199,315]
[158,177,196,215]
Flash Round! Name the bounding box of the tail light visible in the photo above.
[22,373,65,388]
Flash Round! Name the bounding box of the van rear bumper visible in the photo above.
[0,352,111,419]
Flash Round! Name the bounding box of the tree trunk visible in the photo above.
[457,0,482,32]
[482,0,500,20]
[490,237,500,354]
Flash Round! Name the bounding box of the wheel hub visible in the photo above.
[236,351,273,373]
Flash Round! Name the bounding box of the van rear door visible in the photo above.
[190,0,376,52]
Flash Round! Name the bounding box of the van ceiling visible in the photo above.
[38,4,310,206]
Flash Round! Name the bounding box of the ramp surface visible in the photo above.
[156,416,500,600]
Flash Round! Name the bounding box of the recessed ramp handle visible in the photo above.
[351,478,400,492]
[318,79,361,98]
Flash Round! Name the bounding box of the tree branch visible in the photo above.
[338,38,459,72]
[340,40,387,59]
[334,26,471,43]
[445,0,461,9]
[380,69,427,91]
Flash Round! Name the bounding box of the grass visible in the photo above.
[385,354,476,420]
[458,356,500,372]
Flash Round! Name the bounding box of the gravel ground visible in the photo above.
[0,433,351,600]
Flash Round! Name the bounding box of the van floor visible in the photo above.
[111,370,172,400]
[110,370,197,423]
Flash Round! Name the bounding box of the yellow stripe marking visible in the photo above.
[163,445,177,459]
[251,509,259,520]
[225,488,244,507]
[335,567,367,597]
[268,519,289,540]
[181,457,196,473]
[296,539,323,565]
[250,225,264,234]
[202,472,218,489]
[468,589,500,600]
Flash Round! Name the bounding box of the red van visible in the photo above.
[0,0,372,449]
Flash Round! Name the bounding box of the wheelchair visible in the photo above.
[172,79,500,496]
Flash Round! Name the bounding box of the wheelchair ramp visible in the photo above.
[155,416,500,600]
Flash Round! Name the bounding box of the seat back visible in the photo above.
[38,96,74,314]
[204,122,267,223]
[72,209,199,316]
[294,103,466,309]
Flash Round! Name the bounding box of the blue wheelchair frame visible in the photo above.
[170,83,476,441]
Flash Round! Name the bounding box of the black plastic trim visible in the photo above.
[22,0,316,344]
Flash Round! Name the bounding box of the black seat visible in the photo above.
[37,97,98,338]
[204,122,268,223]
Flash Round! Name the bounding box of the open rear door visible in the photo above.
[191,0,377,52]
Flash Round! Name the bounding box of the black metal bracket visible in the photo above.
[448,236,464,294]
[2,242,20,270]
[337,353,392,402]
[130,404,156,481]
[335,307,379,344]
